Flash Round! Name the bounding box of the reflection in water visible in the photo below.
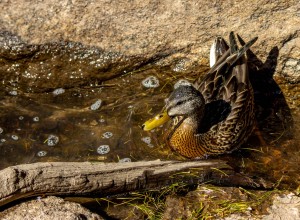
[0,46,299,189]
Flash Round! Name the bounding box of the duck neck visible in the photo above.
[184,110,204,131]
[167,113,206,158]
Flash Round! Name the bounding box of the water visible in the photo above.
[0,65,186,168]
[0,38,299,189]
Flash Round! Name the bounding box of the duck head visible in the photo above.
[142,85,205,131]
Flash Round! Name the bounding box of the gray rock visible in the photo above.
[262,193,300,220]
[0,196,103,220]
[1,0,299,84]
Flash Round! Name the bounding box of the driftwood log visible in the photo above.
[0,160,270,207]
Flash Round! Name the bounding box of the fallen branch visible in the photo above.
[0,160,270,207]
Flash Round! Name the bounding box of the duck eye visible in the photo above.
[176,101,184,106]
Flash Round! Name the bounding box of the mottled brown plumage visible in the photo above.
[163,32,257,158]
[142,32,257,159]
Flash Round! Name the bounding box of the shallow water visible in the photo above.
[0,65,189,167]
[0,38,299,189]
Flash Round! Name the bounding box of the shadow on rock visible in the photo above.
[238,35,294,143]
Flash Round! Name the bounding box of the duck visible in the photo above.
[142,32,258,159]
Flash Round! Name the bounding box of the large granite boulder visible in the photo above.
[1,0,299,88]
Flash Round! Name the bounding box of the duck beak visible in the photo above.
[142,111,171,131]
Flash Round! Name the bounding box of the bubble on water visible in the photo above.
[99,119,105,123]
[141,136,151,144]
[9,90,18,96]
[19,116,24,120]
[53,88,65,96]
[37,151,47,157]
[11,135,19,140]
[0,127,3,134]
[141,136,154,148]
[119,158,132,163]
[142,76,159,88]
[47,135,59,146]
[102,132,113,139]
[33,116,39,122]
[174,79,192,89]
[90,99,102,110]
[97,145,110,155]
[1,139,5,143]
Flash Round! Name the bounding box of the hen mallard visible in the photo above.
[142,32,258,159]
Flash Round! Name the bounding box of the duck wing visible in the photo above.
[196,33,257,153]
[195,33,258,103]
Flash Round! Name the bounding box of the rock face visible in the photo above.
[1,0,299,83]
[0,196,103,220]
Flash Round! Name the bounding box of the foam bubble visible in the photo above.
[33,117,39,122]
[102,132,113,139]
[119,158,132,163]
[11,135,19,140]
[37,151,47,157]
[9,90,18,96]
[142,76,159,88]
[19,116,24,120]
[47,135,59,146]
[141,136,154,148]
[0,127,3,134]
[53,88,65,96]
[141,136,151,144]
[97,145,110,154]
[91,99,102,110]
